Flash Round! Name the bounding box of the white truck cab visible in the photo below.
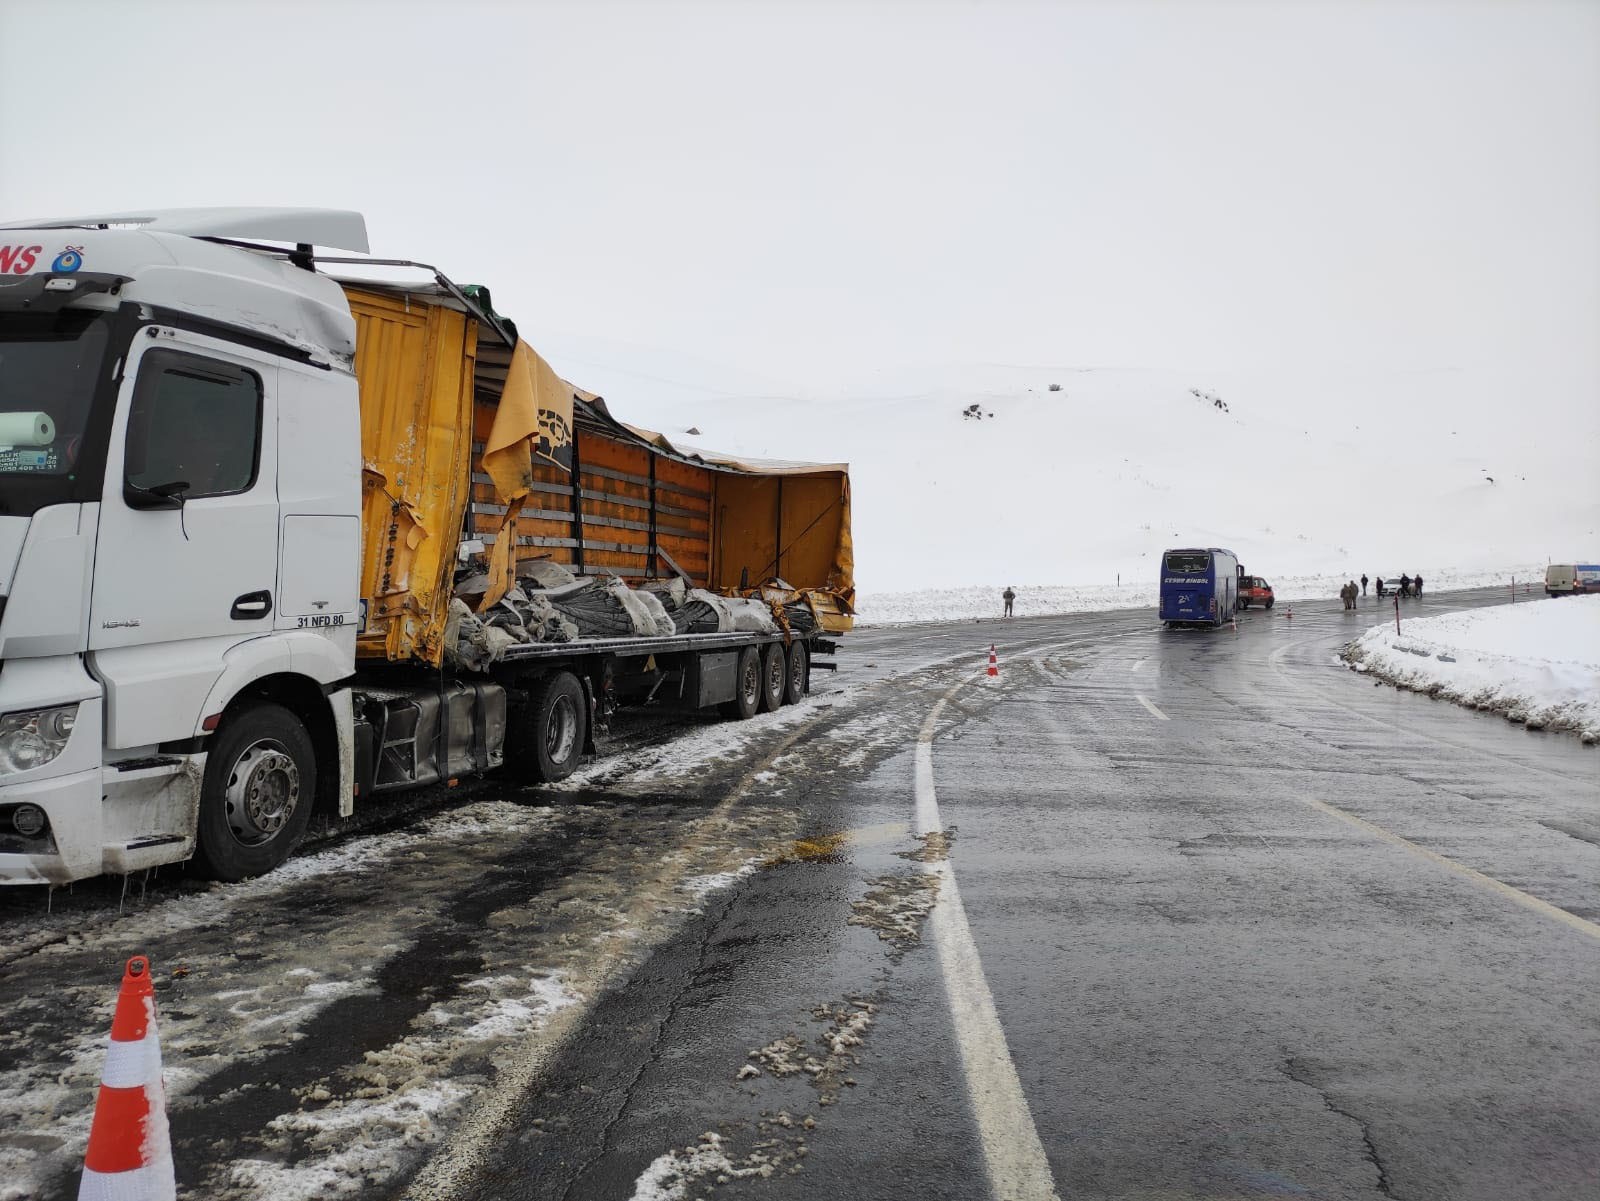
[0,209,365,884]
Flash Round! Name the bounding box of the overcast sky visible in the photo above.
[2,0,1596,434]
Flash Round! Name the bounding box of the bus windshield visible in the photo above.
[1164,551,1211,575]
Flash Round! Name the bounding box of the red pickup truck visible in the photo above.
[1239,576,1275,609]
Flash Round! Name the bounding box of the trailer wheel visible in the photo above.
[510,671,588,783]
[193,703,316,881]
[785,641,809,704]
[758,644,787,712]
[720,646,762,720]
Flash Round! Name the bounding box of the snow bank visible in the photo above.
[856,567,1542,626]
[1342,596,1600,742]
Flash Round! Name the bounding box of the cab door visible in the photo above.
[88,328,281,748]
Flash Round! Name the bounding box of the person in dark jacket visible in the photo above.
[1413,574,1423,597]
[1399,574,1412,597]
[1376,576,1386,597]
[1002,587,1015,617]
[1360,573,1369,597]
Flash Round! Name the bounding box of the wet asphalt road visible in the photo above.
[4,588,1596,1201]
[458,587,1600,1201]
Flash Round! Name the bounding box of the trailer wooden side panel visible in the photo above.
[467,418,717,584]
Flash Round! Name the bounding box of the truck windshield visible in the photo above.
[0,310,114,513]
[1164,552,1210,575]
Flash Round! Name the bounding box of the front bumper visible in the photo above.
[0,767,103,885]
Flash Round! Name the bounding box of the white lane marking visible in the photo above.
[1130,658,1145,673]
[1302,795,1600,943]
[917,689,1061,1201]
[1135,694,1169,721]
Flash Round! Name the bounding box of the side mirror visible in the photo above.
[125,479,191,511]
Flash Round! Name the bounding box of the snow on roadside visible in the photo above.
[1342,595,1600,742]
[855,567,1542,626]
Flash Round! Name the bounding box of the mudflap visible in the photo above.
[581,674,602,755]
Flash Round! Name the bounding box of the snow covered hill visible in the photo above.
[549,356,1597,607]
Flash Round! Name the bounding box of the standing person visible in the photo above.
[1002,586,1015,618]
[1376,576,1386,598]
[1347,581,1358,609]
[1400,573,1412,598]
[1413,573,1423,597]
[1360,573,1369,597]
[1339,581,1351,610]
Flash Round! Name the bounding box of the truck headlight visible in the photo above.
[0,705,79,775]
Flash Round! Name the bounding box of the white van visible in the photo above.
[1545,564,1600,595]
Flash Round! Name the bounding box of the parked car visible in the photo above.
[1239,576,1274,609]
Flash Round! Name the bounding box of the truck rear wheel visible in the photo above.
[759,644,787,712]
[510,671,588,783]
[785,641,809,705]
[720,646,762,719]
[193,702,316,882]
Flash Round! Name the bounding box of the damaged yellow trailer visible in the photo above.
[339,276,853,789]
[345,283,853,667]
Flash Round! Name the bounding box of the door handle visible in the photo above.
[231,590,273,621]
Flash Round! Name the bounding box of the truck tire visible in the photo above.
[785,641,809,704]
[510,671,587,783]
[193,702,316,881]
[759,643,787,712]
[720,646,762,719]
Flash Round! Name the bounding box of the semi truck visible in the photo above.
[0,208,854,886]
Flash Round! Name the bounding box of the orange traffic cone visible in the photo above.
[986,645,999,678]
[79,956,174,1201]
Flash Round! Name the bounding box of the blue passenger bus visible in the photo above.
[1160,547,1241,627]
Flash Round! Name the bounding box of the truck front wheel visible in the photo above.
[194,702,316,881]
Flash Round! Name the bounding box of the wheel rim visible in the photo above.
[767,653,784,697]
[789,649,805,695]
[546,693,578,763]
[742,659,761,704]
[223,739,301,848]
